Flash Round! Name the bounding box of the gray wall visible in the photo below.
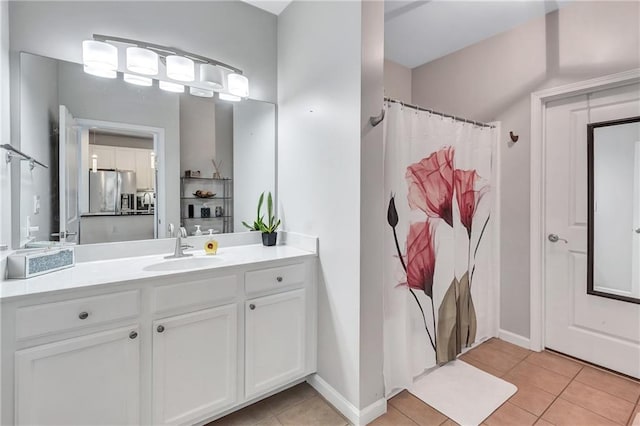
[8,1,277,103]
[278,0,363,408]
[0,1,10,250]
[410,1,640,338]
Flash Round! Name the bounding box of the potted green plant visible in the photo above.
[242,192,281,246]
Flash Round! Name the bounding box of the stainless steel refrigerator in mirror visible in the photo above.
[89,170,137,213]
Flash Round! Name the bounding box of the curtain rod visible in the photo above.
[384,97,495,129]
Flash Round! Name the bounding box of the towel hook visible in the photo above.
[509,131,519,143]
[370,108,385,127]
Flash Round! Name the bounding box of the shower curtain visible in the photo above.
[383,101,496,395]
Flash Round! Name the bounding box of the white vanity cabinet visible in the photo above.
[15,326,141,426]
[152,305,238,425]
[1,255,317,426]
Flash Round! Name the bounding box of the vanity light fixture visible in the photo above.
[166,55,195,82]
[123,73,153,87]
[91,154,98,173]
[82,40,118,75]
[189,87,214,98]
[126,47,158,75]
[159,80,184,93]
[199,64,224,89]
[219,93,241,102]
[227,73,249,98]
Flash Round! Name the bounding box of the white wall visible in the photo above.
[179,95,216,176]
[593,122,639,294]
[8,1,277,103]
[410,1,640,338]
[384,59,411,103]
[278,0,363,408]
[18,54,58,244]
[0,1,10,251]
[233,100,275,232]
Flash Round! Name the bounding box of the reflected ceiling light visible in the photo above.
[91,154,98,173]
[227,73,249,98]
[82,40,118,74]
[126,47,158,75]
[166,55,194,82]
[199,64,224,89]
[189,87,214,98]
[159,80,184,93]
[124,73,153,86]
[83,65,117,79]
[219,93,241,102]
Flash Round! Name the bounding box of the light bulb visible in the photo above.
[166,55,195,82]
[219,93,241,102]
[82,40,118,72]
[83,65,117,79]
[124,73,152,86]
[126,47,158,75]
[199,64,224,89]
[189,87,214,98]
[159,80,184,93]
[227,73,249,98]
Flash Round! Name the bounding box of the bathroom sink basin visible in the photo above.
[143,256,222,272]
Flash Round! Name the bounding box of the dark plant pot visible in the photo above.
[262,232,277,246]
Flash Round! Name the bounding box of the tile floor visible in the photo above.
[209,338,640,426]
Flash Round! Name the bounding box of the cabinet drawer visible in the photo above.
[15,291,140,340]
[153,275,237,314]
[245,263,305,295]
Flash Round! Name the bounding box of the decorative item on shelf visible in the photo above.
[201,203,211,218]
[185,170,201,178]
[193,190,216,199]
[188,204,194,218]
[215,206,224,217]
[211,159,223,179]
[242,191,281,247]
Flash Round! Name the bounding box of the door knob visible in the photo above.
[249,304,256,310]
[157,325,165,333]
[78,311,89,320]
[548,234,568,243]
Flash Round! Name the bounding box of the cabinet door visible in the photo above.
[245,289,306,399]
[15,326,141,425]
[134,149,153,190]
[89,145,116,169]
[153,304,237,425]
[115,147,137,172]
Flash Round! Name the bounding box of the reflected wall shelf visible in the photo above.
[180,176,233,233]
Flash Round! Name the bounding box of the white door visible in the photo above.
[152,305,237,425]
[15,326,141,425]
[544,83,640,378]
[245,289,306,399]
[58,105,79,243]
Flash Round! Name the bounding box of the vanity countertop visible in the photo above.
[0,244,315,301]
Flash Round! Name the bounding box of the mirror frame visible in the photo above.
[587,115,640,304]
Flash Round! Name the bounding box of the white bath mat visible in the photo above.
[409,360,517,426]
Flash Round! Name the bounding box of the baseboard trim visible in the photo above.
[307,374,387,426]
[498,329,531,350]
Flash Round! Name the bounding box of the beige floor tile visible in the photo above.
[508,382,556,416]
[459,355,506,378]
[561,380,635,424]
[483,338,532,361]
[542,398,619,426]
[440,419,460,426]
[627,404,640,426]
[389,390,447,426]
[525,351,583,378]
[484,402,538,426]
[266,382,318,415]
[534,419,555,426]
[504,362,572,395]
[369,405,418,426]
[574,367,640,404]
[254,417,282,426]
[276,396,347,426]
[464,344,523,375]
[209,409,257,426]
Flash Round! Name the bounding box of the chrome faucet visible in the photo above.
[165,226,193,259]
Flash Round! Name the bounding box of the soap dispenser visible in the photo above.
[204,229,218,255]
[194,225,202,236]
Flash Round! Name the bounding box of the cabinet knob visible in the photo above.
[276,276,283,282]
[249,304,256,310]
[129,331,138,339]
[157,325,165,333]
[78,311,89,320]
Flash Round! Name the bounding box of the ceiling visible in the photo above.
[242,0,566,70]
[385,0,567,69]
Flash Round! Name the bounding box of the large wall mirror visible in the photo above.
[15,52,275,247]
[588,116,640,304]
